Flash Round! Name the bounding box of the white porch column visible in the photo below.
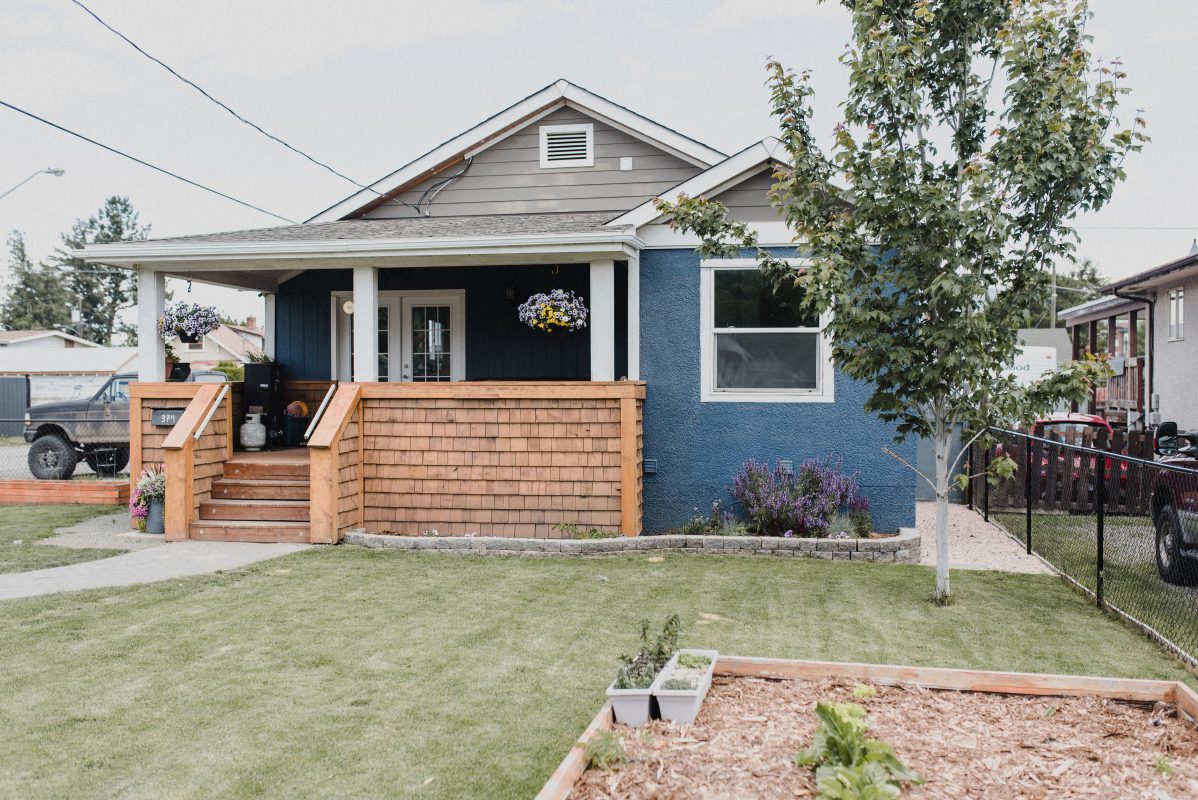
[589,259,615,381]
[262,293,276,359]
[626,253,640,380]
[136,268,166,381]
[352,265,379,382]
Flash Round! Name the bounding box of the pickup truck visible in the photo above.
[1150,421,1198,585]
[22,371,226,480]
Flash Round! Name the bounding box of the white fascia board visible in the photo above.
[558,87,726,167]
[72,231,645,268]
[608,138,786,229]
[307,79,726,224]
[8,331,100,347]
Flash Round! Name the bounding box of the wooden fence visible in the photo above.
[971,428,1154,515]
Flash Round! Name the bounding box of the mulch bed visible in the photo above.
[572,675,1198,799]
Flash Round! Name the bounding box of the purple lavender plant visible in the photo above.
[730,456,865,537]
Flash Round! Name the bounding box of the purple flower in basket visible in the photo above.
[158,301,221,342]
[517,289,588,332]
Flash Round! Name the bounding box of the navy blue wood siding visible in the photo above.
[274,264,628,381]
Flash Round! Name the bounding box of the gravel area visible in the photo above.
[36,512,165,551]
[917,501,1051,574]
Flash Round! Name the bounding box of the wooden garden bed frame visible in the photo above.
[0,478,129,505]
[535,655,1198,800]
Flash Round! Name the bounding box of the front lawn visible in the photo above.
[992,510,1198,660]
[0,504,124,574]
[0,548,1193,799]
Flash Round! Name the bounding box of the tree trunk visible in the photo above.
[933,420,952,601]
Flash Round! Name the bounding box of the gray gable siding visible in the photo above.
[360,106,702,219]
[711,167,783,222]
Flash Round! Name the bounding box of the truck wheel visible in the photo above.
[1155,504,1198,585]
[84,446,130,478]
[27,435,78,480]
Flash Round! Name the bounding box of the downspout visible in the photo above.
[1112,287,1154,428]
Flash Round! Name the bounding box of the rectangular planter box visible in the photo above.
[651,648,718,725]
[537,657,1198,800]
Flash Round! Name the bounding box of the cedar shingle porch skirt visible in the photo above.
[132,381,645,543]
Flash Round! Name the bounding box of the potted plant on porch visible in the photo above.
[517,289,588,333]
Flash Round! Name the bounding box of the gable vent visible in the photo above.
[539,123,594,168]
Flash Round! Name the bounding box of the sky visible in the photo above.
[3,0,1196,329]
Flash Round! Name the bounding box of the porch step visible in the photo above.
[210,478,309,501]
[222,460,308,481]
[199,498,310,522]
[188,519,311,544]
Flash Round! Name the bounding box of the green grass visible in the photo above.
[0,504,124,574]
[0,548,1194,799]
[993,511,1198,661]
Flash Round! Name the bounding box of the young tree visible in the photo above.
[0,231,73,332]
[660,0,1142,600]
[51,196,150,345]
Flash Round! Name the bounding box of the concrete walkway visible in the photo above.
[36,511,167,551]
[0,540,310,601]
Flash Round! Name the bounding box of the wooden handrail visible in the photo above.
[357,380,646,401]
[162,384,222,540]
[303,381,339,442]
[307,383,362,544]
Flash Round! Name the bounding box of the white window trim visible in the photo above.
[700,258,834,403]
[539,123,594,169]
[1168,286,1184,341]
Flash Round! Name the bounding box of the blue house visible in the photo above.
[81,80,914,542]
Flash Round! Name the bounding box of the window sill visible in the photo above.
[701,390,835,404]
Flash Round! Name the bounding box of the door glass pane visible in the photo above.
[411,304,452,382]
[378,306,390,381]
[714,270,816,328]
[715,332,818,390]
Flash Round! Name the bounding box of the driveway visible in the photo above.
[0,540,310,601]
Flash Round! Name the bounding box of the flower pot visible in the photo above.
[146,498,165,534]
[651,649,718,725]
[606,679,655,727]
[177,330,202,344]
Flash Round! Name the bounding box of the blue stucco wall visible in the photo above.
[639,248,916,533]
[274,264,628,380]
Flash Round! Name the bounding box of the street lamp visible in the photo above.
[0,168,65,201]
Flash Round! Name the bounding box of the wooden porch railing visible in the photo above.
[1106,355,1145,412]
[159,384,233,540]
[307,383,363,544]
[305,381,645,541]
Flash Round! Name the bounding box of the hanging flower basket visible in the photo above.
[158,302,220,344]
[518,289,588,333]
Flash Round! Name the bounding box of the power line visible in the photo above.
[0,99,297,223]
[69,0,380,196]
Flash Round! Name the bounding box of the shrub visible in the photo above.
[554,522,620,539]
[849,494,873,537]
[731,458,862,537]
[675,501,750,536]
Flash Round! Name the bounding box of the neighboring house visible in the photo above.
[0,329,100,349]
[1059,242,1197,430]
[77,79,916,538]
[169,319,265,369]
[0,346,137,404]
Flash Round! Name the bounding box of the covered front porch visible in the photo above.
[111,220,648,543]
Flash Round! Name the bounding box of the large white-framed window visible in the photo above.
[1168,286,1185,341]
[699,258,834,403]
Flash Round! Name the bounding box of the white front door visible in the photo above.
[333,291,464,382]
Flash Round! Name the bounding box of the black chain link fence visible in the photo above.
[0,418,130,481]
[970,428,1198,666]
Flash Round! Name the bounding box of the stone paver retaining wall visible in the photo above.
[344,528,920,563]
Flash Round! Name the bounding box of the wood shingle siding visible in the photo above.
[362,107,701,219]
[307,382,644,540]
